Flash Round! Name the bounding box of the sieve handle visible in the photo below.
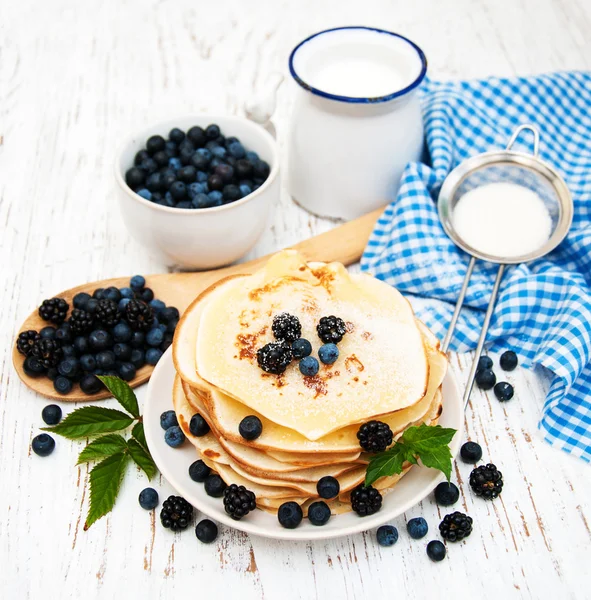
[506,124,540,156]
[462,263,506,409]
[442,256,476,353]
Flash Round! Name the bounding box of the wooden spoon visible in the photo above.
[13,207,384,402]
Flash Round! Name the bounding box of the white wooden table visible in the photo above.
[2,1,590,598]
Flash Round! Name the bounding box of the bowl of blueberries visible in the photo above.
[115,115,279,270]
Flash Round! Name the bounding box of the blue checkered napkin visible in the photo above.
[361,72,591,462]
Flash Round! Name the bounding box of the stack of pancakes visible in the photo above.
[171,250,447,516]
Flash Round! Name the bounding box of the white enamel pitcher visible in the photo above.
[286,27,427,220]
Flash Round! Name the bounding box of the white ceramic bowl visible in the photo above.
[115,115,280,270]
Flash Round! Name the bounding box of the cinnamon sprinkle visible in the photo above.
[302,375,328,398]
[345,354,365,373]
[236,326,267,360]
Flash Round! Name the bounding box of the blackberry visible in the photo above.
[38,298,69,325]
[350,484,382,517]
[125,300,154,332]
[30,339,63,369]
[469,463,503,500]
[272,313,302,343]
[439,511,473,542]
[317,315,347,344]
[95,299,119,328]
[69,309,94,335]
[160,495,193,531]
[223,484,257,520]
[256,342,292,375]
[357,420,393,453]
[16,330,40,356]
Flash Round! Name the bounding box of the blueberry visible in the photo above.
[55,324,73,344]
[118,298,131,312]
[460,441,482,463]
[190,413,210,437]
[125,167,145,189]
[195,519,218,543]
[61,345,77,359]
[376,525,399,547]
[215,164,234,183]
[130,275,146,291]
[205,124,220,139]
[42,404,62,425]
[308,501,331,526]
[494,382,514,402]
[178,165,197,183]
[208,174,224,191]
[134,150,150,166]
[164,425,185,448]
[179,146,194,166]
[190,151,210,170]
[317,476,340,499]
[206,191,223,207]
[426,540,446,562]
[211,145,227,159]
[140,157,158,174]
[227,141,245,159]
[32,433,55,457]
[140,288,154,303]
[190,192,210,208]
[46,368,59,381]
[407,517,428,539]
[222,184,241,202]
[299,356,319,376]
[104,287,121,302]
[146,348,163,365]
[23,357,45,377]
[80,354,96,372]
[73,292,91,310]
[152,151,169,168]
[58,358,80,378]
[86,298,99,314]
[160,410,178,430]
[196,170,208,183]
[169,128,185,144]
[500,351,518,371]
[158,323,167,333]
[291,338,312,360]
[130,348,146,369]
[40,326,57,340]
[245,150,259,162]
[168,157,182,171]
[434,482,460,506]
[239,415,262,440]
[187,182,205,198]
[161,307,179,322]
[477,355,493,371]
[475,369,496,390]
[318,343,339,365]
[80,374,103,394]
[73,336,90,355]
[209,157,222,169]
[145,172,163,192]
[149,299,166,314]
[112,322,132,343]
[164,142,178,158]
[96,351,116,370]
[130,331,146,348]
[253,159,270,179]
[189,459,211,482]
[278,501,303,529]
[239,184,252,198]
[113,342,132,361]
[146,135,166,154]
[139,487,159,510]
[118,362,136,381]
[93,288,105,299]
[187,125,207,147]
[204,474,226,497]
[235,158,253,178]
[169,181,187,200]
[53,376,72,394]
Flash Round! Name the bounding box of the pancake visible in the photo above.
[193,251,430,439]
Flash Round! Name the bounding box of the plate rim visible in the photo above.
[144,348,463,541]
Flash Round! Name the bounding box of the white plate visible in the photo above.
[144,348,463,541]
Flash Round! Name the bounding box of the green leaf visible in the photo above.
[131,422,147,450]
[419,446,454,482]
[97,376,140,418]
[77,434,128,464]
[127,439,157,480]
[84,452,129,529]
[42,407,135,440]
[365,444,414,487]
[401,424,457,450]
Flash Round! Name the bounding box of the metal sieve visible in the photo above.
[437,124,573,407]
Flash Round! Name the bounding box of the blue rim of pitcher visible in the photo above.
[288,26,428,104]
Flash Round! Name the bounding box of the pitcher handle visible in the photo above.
[243,72,284,138]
